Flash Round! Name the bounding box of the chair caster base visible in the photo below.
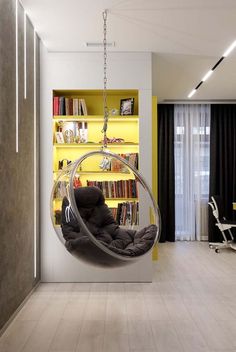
[209,241,236,253]
[229,243,236,251]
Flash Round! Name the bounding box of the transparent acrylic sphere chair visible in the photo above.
[51,150,161,267]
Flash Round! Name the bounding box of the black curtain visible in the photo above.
[158,104,175,242]
[209,104,236,242]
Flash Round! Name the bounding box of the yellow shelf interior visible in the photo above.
[53,89,139,115]
[52,89,140,222]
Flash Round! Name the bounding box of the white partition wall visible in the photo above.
[40,44,153,282]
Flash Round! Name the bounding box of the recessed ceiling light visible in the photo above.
[223,40,236,57]
[84,41,115,47]
[188,40,236,98]
[188,89,196,98]
[202,69,213,82]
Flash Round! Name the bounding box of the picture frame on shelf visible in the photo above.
[55,131,64,144]
[120,98,134,116]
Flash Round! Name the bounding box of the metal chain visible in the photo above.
[102,10,109,149]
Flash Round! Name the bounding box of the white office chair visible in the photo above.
[208,195,236,253]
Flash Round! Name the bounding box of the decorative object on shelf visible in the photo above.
[58,120,63,132]
[109,108,119,116]
[64,129,74,143]
[99,155,111,171]
[120,98,134,116]
[62,121,77,143]
[99,137,125,144]
[73,176,82,188]
[55,132,64,144]
[58,159,72,170]
[78,122,88,143]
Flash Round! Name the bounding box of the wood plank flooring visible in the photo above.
[1,242,236,352]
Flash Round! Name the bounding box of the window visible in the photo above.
[174,104,210,241]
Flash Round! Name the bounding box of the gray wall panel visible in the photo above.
[0,0,40,331]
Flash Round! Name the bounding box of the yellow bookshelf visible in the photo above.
[52,89,139,171]
[52,89,140,225]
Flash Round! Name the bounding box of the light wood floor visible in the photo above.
[1,242,236,352]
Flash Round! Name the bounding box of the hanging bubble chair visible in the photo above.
[50,11,161,267]
[50,150,161,267]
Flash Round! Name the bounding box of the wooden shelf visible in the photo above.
[53,197,138,201]
[54,224,139,229]
[53,89,139,96]
[53,170,130,174]
[106,198,138,201]
[53,115,139,122]
[53,143,138,148]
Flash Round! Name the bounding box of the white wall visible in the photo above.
[40,44,154,282]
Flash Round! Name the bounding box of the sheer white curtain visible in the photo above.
[174,104,210,241]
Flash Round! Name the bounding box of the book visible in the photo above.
[113,201,139,225]
[59,97,65,115]
[79,99,88,115]
[73,98,79,115]
[65,98,70,115]
[53,97,59,115]
[110,153,139,172]
[69,98,73,115]
[85,179,137,199]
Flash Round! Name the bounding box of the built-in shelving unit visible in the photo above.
[52,89,140,226]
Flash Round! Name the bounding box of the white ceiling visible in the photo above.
[20,0,236,100]
[21,0,236,54]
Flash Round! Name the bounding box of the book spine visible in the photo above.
[65,98,69,115]
[75,98,79,115]
[53,97,59,115]
[81,99,88,115]
[69,98,73,115]
[59,97,65,115]
[79,99,82,115]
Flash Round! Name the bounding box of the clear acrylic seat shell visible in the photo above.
[50,150,161,267]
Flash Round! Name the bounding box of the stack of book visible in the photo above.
[111,153,139,171]
[53,97,88,115]
[110,201,139,226]
[86,179,138,198]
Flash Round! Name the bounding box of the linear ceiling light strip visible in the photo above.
[16,0,19,153]
[24,11,27,99]
[33,30,37,279]
[188,40,236,98]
